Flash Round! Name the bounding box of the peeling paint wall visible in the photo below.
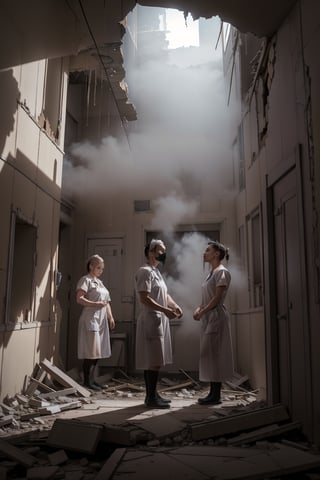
[225,0,320,443]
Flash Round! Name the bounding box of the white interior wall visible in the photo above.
[0,59,67,398]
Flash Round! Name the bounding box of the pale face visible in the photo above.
[90,260,104,277]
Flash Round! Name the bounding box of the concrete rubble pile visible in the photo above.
[0,359,319,479]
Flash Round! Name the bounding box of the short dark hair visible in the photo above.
[144,243,151,258]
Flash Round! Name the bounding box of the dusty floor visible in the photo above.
[0,371,319,479]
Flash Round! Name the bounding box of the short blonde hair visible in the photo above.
[86,254,104,272]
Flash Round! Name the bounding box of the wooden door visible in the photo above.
[87,237,123,319]
[272,167,310,422]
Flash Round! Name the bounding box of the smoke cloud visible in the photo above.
[149,194,199,233]
[62,7,233,211]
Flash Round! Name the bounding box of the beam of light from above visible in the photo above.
[165,9,199,49]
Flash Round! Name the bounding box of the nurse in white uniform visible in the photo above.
[76,254,115,391]
[135,239,183,408]
[193,240,233,404]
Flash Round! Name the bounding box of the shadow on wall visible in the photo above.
[0,147,61,348]
[0,69,20,157]
[0,69,62,377]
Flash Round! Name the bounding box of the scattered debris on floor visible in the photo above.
[0,359,319,479]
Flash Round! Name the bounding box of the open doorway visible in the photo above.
[6,211,37,324]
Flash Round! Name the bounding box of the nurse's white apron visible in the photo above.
[135,265,172,369]
[77,275,111,359]
[199,265,234,382]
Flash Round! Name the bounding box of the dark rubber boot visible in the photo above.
[156,372,171,403]
[198,382,221,405]
[83,359,101,391]
[144,370,170,409]
[144,370,150,404]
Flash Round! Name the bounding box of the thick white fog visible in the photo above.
[63,7,233,201]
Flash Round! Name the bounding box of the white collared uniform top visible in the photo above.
[77,275,111,359]
[199,264,234,382]
[135,264,172,369]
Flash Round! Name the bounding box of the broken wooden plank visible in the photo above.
[15,394,29,405]
[110,378,143,392]
[0,438,37,467]
[38,388,77,400]
[158,380,193,393]
[104,383,131,392]
[47,419,103,454]
[222,389,257,396]
[191,404,290,441]
[27,377,56,393]
[38,405,61,415]
[20,412,41,422]
[24,367,47,396]
[160,377,176,386]
[179,369,201,388]
[229,372,250,386]
[224,380,251,393]
[118,369,131,380]
[0,403,15,415]
[0,415,14,427]
[95,448,126,480]
[29,398,51,408]
[59,401,82,412]
[40,359,90,398]
[281,438,311,451]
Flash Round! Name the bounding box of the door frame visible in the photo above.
[264,145,312,428]
[85,233,125,315]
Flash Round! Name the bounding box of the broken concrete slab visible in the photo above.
[46,419,103,454]
[101,425,138,446]
[47,449,68,466]
[0,438,37,467]
[74,412,140,445]
[191,403,289,441]
[109,444,320,480]
[228,421,302,445]
[129,413,186,438]
[26,465,59,479]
